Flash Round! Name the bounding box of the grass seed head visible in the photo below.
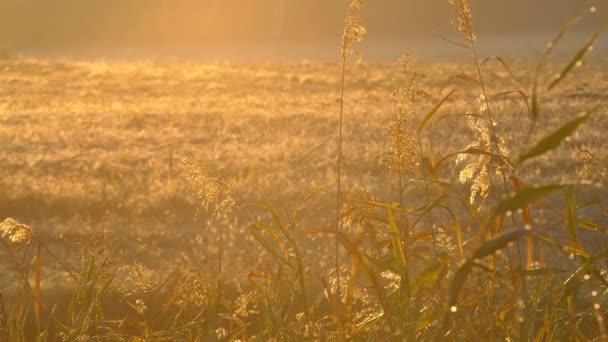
[341,0,367,59]
[381,52,426,179]
[0,217,32,245]
[182,159,235,222]
[448,0,476,42]
[382,115,420,178]
[343,185,376,231]
[457,95,510,204]
[572,146,606,187]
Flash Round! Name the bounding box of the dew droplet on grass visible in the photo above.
[450,306,458,313]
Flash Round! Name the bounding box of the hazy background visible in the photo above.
[0,0,605,60]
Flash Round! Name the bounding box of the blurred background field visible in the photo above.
[1,56,606,287]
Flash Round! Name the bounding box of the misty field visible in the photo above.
[0,54,607,339]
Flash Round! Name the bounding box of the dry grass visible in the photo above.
[0,2,607,339]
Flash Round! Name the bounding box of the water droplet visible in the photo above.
[450,306,458,313]
[517,209,524,214]
[524,225,532,231]
[594,303,600,310]
[584,274,591,280]
[568,254,575,261]
[506,211,512,217]
[591,291,598,297]
[590,6,597,13]
[575,60,583,67]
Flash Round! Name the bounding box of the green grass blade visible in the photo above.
[494,185,563,214]
[518,114,589,164]
[547,31,601,91]
[418,90,456,132]
[472,229,530,259]
[448,261,473,307]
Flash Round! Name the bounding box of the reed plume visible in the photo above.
[341,0,367,59]
[381,52,426,179]
[457,96,510,204]
[0,218,32,245]
[448,0,475,43]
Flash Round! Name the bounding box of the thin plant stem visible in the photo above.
[335,55,348,303]
[470,44,508,189]
[218,231,223,275]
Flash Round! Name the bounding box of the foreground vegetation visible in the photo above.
[1,1,608,340]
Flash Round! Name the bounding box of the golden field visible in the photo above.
[0,54,607,339]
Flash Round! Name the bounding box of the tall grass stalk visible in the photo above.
[336,0,366,306]
[335,55,346,306]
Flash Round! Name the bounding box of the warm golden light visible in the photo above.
[0,0,606,340]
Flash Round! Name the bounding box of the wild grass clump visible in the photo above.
[0,1,607,340]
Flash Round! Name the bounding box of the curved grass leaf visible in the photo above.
[472,229,530,259]
[494,90,530,117]
[481,56,516,80]
[448,261,473,306]
[517,268,565,277]
[440,74,479,92]
[437,147,514,171]
[529,74,540,138]
[563,187,578,244]
[494,185,563,214]
[548,31,601,91]
[518,114,589,164]
[449,229,529,306]
[579,219,604,231]
[561,257,601,300]
[418,90,456,132]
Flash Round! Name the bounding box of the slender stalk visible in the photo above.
[471,45,508,188]
[416,134,446,317]
[218,231,223,275]
[335,56,347,303]
[398,175,411,321]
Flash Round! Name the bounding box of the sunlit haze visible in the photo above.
[1,0,607,339]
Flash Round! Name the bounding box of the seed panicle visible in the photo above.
[341,0,367,59]
[448,0,476,42]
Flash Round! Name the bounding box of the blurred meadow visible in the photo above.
[1,0,608,340]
